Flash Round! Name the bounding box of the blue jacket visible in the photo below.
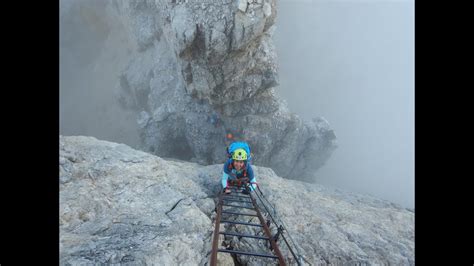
[222,159,257,190]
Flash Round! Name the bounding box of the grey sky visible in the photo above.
[274,0,414,208]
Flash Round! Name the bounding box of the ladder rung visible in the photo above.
[222,195,251,199]
[228,190,247,194]
[220,231,269,240]
[223,199,253,203]
[221,220,263,227]
[217,249,278,259]
[227,185,248,188]
[221,211,257,217]
[222,204,255,210]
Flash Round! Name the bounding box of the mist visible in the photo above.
[274,0,414,208]
[60,0,414,208]
[60,0,141,149]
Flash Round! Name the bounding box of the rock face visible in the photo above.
[60,0,337,182]
[60,136,413,265]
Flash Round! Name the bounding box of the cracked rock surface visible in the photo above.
[60,136,413,265]
[60,0,337,182]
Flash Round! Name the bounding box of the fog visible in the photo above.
[60,0,142,149]
[60,0,414,208]
[274,0,414,208]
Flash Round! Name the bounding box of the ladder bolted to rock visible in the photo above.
[210,183,287,265]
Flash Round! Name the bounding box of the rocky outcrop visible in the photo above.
[60,136,413,265]
[60,0,337,182]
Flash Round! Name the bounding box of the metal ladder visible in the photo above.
[210,184,287,265]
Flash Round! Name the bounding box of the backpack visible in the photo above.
[226,141,252,162]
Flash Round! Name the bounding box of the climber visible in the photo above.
[221,147,257,194]
[224,132,234,153]
[208,111,221,127]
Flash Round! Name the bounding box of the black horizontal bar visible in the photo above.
[221,220,263,227]
[222,195,251,199]
[228,190,247,194]
[220,231,269,240]
[222,204,255,210]
[217,249,278,259]
[221,211,257,217]
[223,198,253,203]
